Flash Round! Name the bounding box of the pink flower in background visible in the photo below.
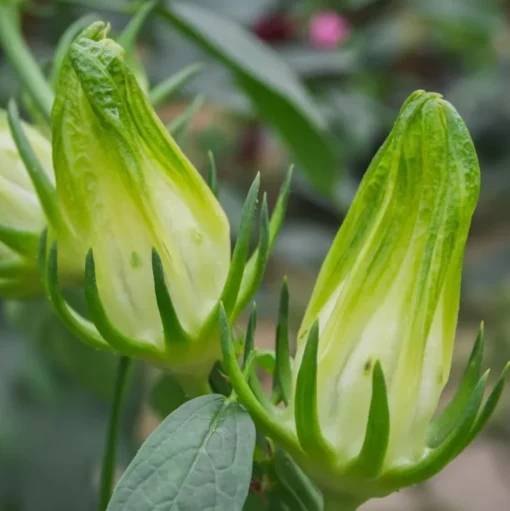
[309,10,350,49]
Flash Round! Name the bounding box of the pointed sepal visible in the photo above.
[427,323,485,448]
[151,248,190,345]
[348,361,390,477]
[272,277,292,405]
[233,166,292,316]
[294,320,335,459]
[219,303,301,455]
[84,249,163,359]
[459,362,510,453]
[6,99,60,230]
[207,151,218,197]
[240,309,277,414]
[41,238,111,352]
[385,370,489,488]
[0,225,39,257]
[243,304,257,368]
[221,174,260,316]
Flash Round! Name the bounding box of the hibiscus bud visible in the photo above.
[221,91,509,508]
[0,108,52,297]
[46,23,289,391]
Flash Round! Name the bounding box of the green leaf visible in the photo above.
[150,373,187,419]
[243,493,268,510]
[0,4,54,121]
[117,0,157,54]
[107,395,256,511]
[149,63,205,108]
[157,3,338,193]
[50,14,99,88]
[167,94,205,137]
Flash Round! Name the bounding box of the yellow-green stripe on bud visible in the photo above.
[220,91,508,507]
[50,23,231,377]
[0,109,53,297]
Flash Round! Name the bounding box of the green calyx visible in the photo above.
[38,165,291,384]
[221,291,509,504]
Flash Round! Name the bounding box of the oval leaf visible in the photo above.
[108,394,256,511]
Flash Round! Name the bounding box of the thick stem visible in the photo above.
[98,356,131,511]
[0,4,54,121]
[173,372,212,398]
[323,492,361,511]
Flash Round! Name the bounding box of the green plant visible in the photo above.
[0,2,508,510]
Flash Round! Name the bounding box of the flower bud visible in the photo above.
[47,22,286,387]
[52,21,228,348]
[297,90,480,468]
[0,108,53,297]
[220,91,509,507]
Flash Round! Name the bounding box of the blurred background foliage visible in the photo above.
[1,0,510,509]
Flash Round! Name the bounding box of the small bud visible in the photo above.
[0,109,53,297]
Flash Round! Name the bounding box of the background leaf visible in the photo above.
[108,394,256,511]
[158,1,339,193]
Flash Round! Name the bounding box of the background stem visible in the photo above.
[98,356,131,511]
[0,4,54,121]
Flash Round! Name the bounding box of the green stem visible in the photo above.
[0,4,54,121]
[323,493,361,511]
[98,356,131,511]
[173,372,212,398]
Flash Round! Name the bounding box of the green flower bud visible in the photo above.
[220,91,509,508]
[52,21,228,351]
[296,90,479,469]
[46,22,289,388]
[0,109,53,297]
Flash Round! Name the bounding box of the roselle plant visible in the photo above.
[0,3,508,511]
